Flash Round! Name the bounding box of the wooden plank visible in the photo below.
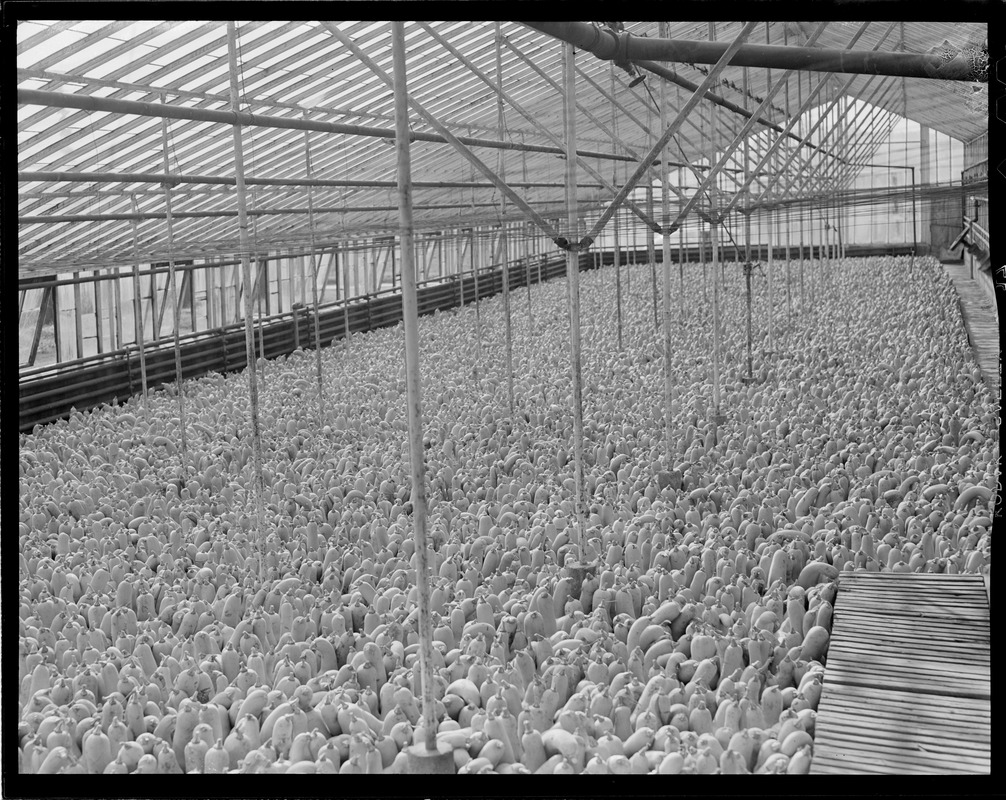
[837,586,988,602]
[820,681,991,711]
[816,700,992,732]
[837,584,988,600]
[836,575,986,589]
[814,730,990,770]
[819,685,992,719]
[814,728,991,764]
[827,642,991,671]
[813,731,990,771]
[810,750,977,776]
[830,623,989,648]
[828,627,991,655]
[829,628,990,652]
[840,571,984,580]
[838,580,986,593]
[809,757,909,776]
[824,658,990,690]
[814,700,991,738]
[834,602,990,623]
[827,643,991,672]
[832,613,989,638]
[827,635,991,661]
[834,603,989,623]
[824,667,989,700]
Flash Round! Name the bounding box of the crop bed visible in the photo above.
[17,254,997,775]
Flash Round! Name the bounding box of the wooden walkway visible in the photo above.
[943,260,1000,395]
[810,572,991,775]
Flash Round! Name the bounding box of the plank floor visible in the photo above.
[943,261,1000,395]
[809,572,991,775]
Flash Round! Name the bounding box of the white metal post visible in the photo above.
[391,20,440,761]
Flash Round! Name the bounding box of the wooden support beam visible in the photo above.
[128,196,149,408]
[390,19,441,763]
[304,119,325,418]
[495,21,515,418]
[658,20,674,463]
[227,20,266,583]
[563,41,586,556]
[161,105,189,464]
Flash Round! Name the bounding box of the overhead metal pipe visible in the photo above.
[521,21,982,80]
[17,87,636,165]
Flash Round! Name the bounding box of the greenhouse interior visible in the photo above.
[15,19,995,777]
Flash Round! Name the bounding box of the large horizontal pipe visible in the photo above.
[522,22,982,80]
[20,197,606,225]
[17,88,635,164]
[18,169,604,191]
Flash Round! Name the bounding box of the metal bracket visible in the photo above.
[613,31,633,72]
[554,236,596,253]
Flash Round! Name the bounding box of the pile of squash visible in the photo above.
[18,255,996,773]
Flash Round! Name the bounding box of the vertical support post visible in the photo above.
[658,21,673,463]
[744,259,753,381]
[457,229,465,309]
[563,41,586,560]
[250,212,266,375]
[970,200,976,279]
[128,194,149,414]
[71,276,83,359]
[767,209,775,352]
[390,22,446,771]
[304,119,325,421]
[910,165,917,274]
[161,101,188,467]
[646,186,657,330]
[113,266,123,351]
[611,65,622,351]
[342,246,351,349]
[227,20,266,584]
[708,24,722,426]
[495,22,514,417]
[471,226,482,356]
[93,271,104,355]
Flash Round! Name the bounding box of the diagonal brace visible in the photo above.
[720,22,897,219]
[320,22,563,243]
[484,31,662,235]
[670,22,829,231]
[580,21,759,249]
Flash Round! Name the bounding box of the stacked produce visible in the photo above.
[18,254,996,774]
